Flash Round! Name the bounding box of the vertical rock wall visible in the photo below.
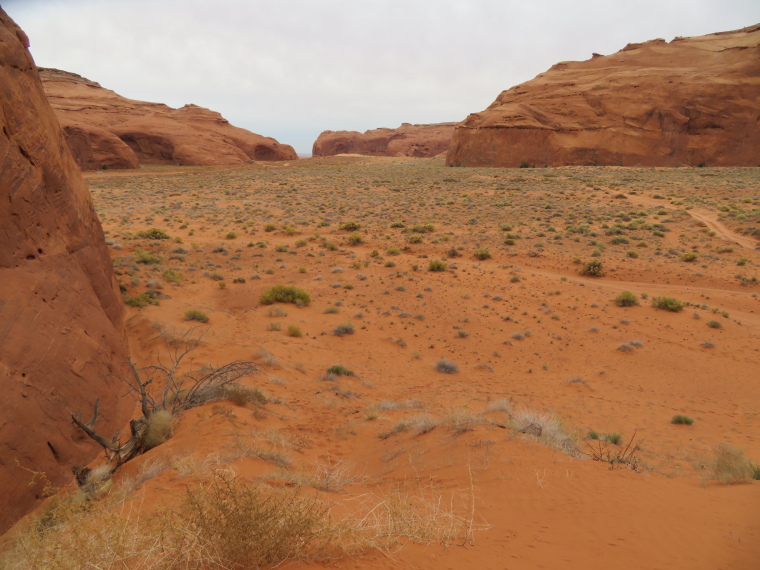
[0,8,133,533]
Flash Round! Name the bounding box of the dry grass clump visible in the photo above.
[710,444,760,484]
[512,408,580,457]
[142,410,176,449]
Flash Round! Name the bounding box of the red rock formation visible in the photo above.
[447,25,760,167]
[39,68,297,169]
[0,9,133,533]
[313,122,457,158]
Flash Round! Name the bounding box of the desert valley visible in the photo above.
[1,6,759,570]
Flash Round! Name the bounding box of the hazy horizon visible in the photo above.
[4,0,759,155]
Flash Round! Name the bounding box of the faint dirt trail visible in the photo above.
[626,194,757,250]
[687,209,758,249]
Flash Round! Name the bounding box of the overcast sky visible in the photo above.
[4,0,759,155]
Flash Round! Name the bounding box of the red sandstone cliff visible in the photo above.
[447,25,760,167]
[39,67,297,170]
[0,10,134,532]
[313,122,457,158]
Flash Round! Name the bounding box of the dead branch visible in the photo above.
[69,330,259,491]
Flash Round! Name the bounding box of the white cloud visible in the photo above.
[4,0,759,154]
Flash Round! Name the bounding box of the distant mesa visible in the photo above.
[39,67,297,170]
[447,24,760,167]
[312,122,459,158]
[0,9,133,532]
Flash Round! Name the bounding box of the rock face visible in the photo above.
[39,67,297,170]
[313,122,457,158]
[0,10,133,533]
[447,25,760,167]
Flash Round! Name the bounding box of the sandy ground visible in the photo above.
[15,157,760,568]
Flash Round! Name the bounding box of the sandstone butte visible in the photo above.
[0,9,135,533]
[447,24,760,168]
[39,67,297,170]
[312,122,458,158]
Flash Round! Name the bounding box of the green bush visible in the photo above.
[134,249,161,264]
[286,325,303,337]
[347,232,363,245]
[225,231,237,240]
[260,285,311,307]
[339,221,361,231]
[671,415,694,425]
[579,259,603,277]
[136,228,170,240]
[681,252,698,262]
[706,320,722,329]
[652,297,684,312]
[162,269,183,284]
[603,433,622,445]
[474,248,492,260]
[124,294,159,308]
[615,291,639,307]
[326,364,355,376]
[184,309,210,323]
[428,259,447,272]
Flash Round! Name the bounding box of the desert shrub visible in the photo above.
[408,235,423,244]
[587,430,600,440]
[512,408,579,457]
[162,269,182,284]
[347,232,363,245]
[267,322,282,331]
[333,322,355,337]
[225,231,237,240]
[326,364,355,377]
[124,294,159,308]
[579,259,603,277]
[134,249,161,264]
[671,415,694,425]
[386,247,400,255]
[615,291,639,307]
[504,238,516,246]
[264,223,277,232]
[340,221,361,231]
[136,228,170,240]
[287,325,303,337]
[224,384,268,407]
[184,309,209,323]
[177,471,334,567]
[434,359,458,374]
[682,252,698,262]
[143,410,175,449]
[474,248,491,260]
[711,444,759,484]
[260,285,311,307]
[706,320,722,329]
[652,296,684,312]
[428,259,447,272]
[603,433,622,445]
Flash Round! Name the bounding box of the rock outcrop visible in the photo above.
[0,9,133,532]
[39,67,297,169]
[313,122,457,158]
[447,25,760,167]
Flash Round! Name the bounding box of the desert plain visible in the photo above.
[6,155,758,568]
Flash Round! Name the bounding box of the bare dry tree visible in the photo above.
[69,330,259,489]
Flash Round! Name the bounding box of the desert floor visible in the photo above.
[12,157,760,569]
